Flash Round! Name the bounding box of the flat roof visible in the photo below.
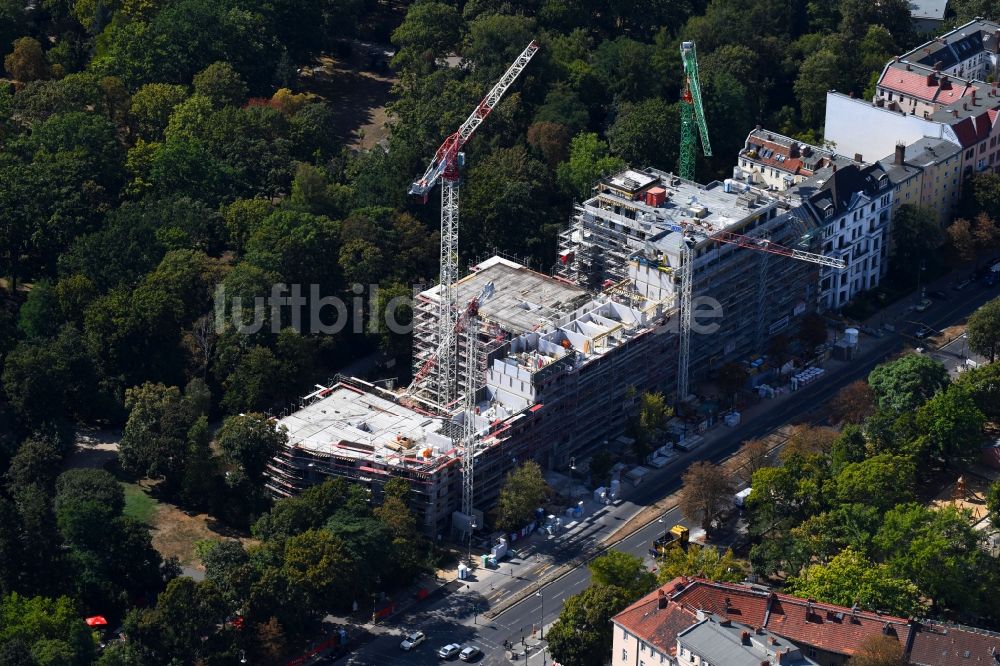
[603,169,659,194]
[279,383,455,467]
[418,257,591,334]
[909,0,948,21]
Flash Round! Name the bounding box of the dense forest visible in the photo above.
[1,0,999,662]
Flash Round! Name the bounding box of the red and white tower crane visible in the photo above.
[408,40,540,409]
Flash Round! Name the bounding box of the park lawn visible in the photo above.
[122,482,159,525]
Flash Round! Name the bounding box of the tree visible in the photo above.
[556,132,625,201]
[953,358,1000,420]
[129,83,188,140]
[216,413,287,486]
[0,593,93,664]
[794,49,843,127]
[832,454,915,512]
[655,544,747,584]
[462,145,561,264]
[526,121,571,169]
[987,481,1000,530]
[632,391,672,456]
[786,547,925,617]
[830,425,867,472]
[781,424,839,459]
[732,438,770,485]
[589,550,655,600]
[390,1,462,72]
[966,296,1000,363]
[281,528,356,611]
[119,382,197,488]
[534,84,590,135]
[913,385,985,466]
[891,205,945,281]
[495,461,549,533]
[121,577,227,663]
[850,634,905,666]
[192,61,248,108]
[5,438,63,495]
[679,461,735,531]
[179,416,218,511]
[867,353,949,413]
[4,37,49,82]
[607,97,678,170]
[972,211,1000,251]
[948,217,977,263]
[16,281,62,340]
[829,380,876,424]
[874,503,991,612]
[547,584,633,666]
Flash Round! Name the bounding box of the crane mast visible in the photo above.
[407,40,540,410]
[679,41,712,181]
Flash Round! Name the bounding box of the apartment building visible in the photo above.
[268,257,675,537]
[612,577,1000,666]
[876,143,925,214]
[557,168,821,358]
[903,137,964,224]
[792,163,894,309]
[874,19,1000,115]
[735,128,852,191]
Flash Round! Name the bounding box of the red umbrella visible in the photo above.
[85,616,108,627]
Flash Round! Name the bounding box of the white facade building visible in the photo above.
[791,164,894,310]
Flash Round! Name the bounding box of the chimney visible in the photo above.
[768,636,777,645]
[658,589,668,609]
[777,649,786,664]
[741,631,751,644]
[849,91,855,98]
[895,143,906,165]
[854,153,863,162]
[927,72,937,86]
[963,102,969,110]
[831,164,837,173]
[952,109,959,117]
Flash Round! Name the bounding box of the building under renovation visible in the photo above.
[269,257,673,536]
[267,168,825,537]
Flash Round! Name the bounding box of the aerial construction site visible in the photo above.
[266,42,844,538]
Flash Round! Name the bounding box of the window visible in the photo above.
[622,649,628,662]
[641,643,646,653]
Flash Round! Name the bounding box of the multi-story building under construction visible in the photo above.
[267,168,824,537]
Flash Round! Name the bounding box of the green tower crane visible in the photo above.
[679,41,711,180]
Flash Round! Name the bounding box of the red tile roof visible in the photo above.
[766,596,910,657]
[950,110,998,148]
[612,590,697,655]
[879,68,972,104]
[908,621,1000,666]
[615,578,911,659]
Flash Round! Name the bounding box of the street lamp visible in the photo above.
[536,591,544,639]
[239,650,247,664]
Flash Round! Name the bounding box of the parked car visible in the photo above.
[954,278,972,290]
[914,298,932,312]
[400,631,426,651]
[438,643,461,659]
[914,325,933,339]
[928,289,947,299]
[460,646,483,662]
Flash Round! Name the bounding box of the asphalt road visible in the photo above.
[331,277,997,666]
